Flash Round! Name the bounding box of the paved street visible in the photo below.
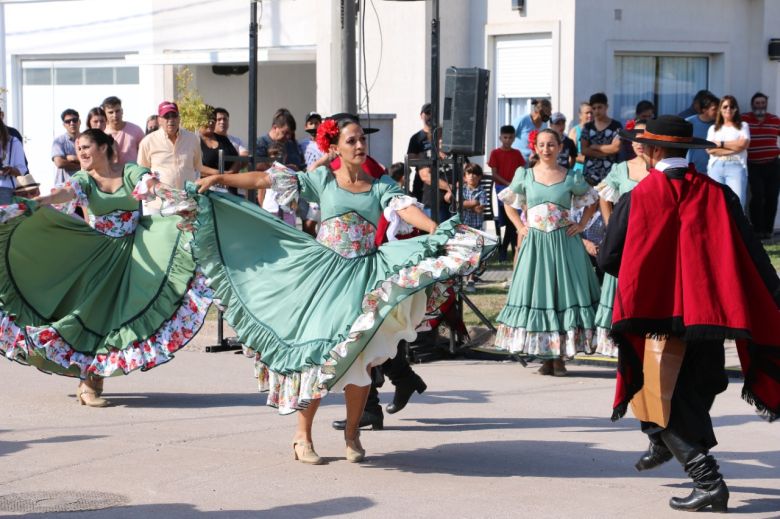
[0,323,777,518]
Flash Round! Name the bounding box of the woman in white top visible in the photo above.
[0,119,28,204]
[706,95,751,210]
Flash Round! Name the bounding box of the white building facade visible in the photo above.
[3,0,780,191]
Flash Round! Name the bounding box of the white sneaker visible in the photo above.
[464,281,476,293]
[503,280,511,290]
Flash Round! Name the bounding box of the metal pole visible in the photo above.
[0,5,6,113]
[430,0,440,222]
[248,0,259,166]
[341,0,357,114]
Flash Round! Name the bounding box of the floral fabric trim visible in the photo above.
[596,182,619,204]
[492,324,595,359]
[131,172,161,202]
[250,224,491,414]
[526,203,571,232]
[415,281,454,333]
[268,163,300,212]
[141,180,198,232]
[498,188,525,209]
[572,187,599,209]
[595,327,618,357]
[88,210,140,238]
[0,202,29,224]
[317,212,377,258]
[0,271,212,378]
[0,311,24,353]
[65,179,89,208]
[383,195,423,241]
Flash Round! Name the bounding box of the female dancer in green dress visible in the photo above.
[0,129,211,406]
[193,116,492,464]
[486,129,601,375]
[594,120,649,357]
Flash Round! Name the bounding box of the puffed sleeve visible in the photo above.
[64,170,92,207]
[596,163,623,203]
[498,167,527,208]
[570,169,599,208]
[127,163,160,202]
[378,177,424,241]
[293,165,330,204]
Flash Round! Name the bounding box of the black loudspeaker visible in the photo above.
[212,65,249,76]
[442,67,490,156]
[769,39,780,61]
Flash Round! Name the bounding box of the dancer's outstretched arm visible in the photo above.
[34,185,77,205]
[398,205,437,234]
[196,171,271,193]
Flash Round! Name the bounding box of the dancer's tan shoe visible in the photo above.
[76,381,109,407]
[292,440,323,465]
[345,431,366,463]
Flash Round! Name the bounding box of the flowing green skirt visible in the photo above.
[487,227,600,359]
[0,202,212,378]
[192,190,494,414]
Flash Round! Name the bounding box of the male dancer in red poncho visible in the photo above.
[597,115,780,513]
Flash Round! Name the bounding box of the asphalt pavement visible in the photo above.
[0,323,777,518]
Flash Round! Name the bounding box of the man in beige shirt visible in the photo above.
[138,101,201,209]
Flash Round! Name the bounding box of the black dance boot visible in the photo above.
[669,453,729,512]
[635,441,673,472]
[331,411,384,431]
[386,373,427,414]
[332,385,384,430]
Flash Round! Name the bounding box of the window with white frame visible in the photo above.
[22,66,140,86]
[613,55,709,120]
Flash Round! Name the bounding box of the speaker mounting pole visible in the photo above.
[430,0,441,223]
[248,0,259,166]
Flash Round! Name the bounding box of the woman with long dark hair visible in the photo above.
[193,114,494,464]
[0,128,211,406]
[486,128,600,376]
[706,95,751,210]
[85,107,107,131]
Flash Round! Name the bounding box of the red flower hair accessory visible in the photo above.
[528,129,540,153]
[316,119,339,153]
[625,119,636,131]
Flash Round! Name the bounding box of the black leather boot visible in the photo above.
[386,373,427,414]
[635,441,673,471]
[331,411,384,431]
[332,384,384,430]
[661,430,729,513]
[669,453,729,512]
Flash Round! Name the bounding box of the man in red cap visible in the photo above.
[598,115,780,513]
[138,101,202,213]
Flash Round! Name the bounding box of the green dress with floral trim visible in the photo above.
[485,167,601,358]
[191,164,495,414]
[0,164,212,378]
[594,161,640,357]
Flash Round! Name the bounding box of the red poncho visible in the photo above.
[608,167,780,421]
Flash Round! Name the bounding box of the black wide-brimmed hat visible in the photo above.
[618,115,715,149]
[304,112,379,136]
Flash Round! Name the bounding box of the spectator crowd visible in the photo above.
[2,86,778,249]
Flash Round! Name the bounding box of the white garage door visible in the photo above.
[19,59,145,194]
[493,33,552,142]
